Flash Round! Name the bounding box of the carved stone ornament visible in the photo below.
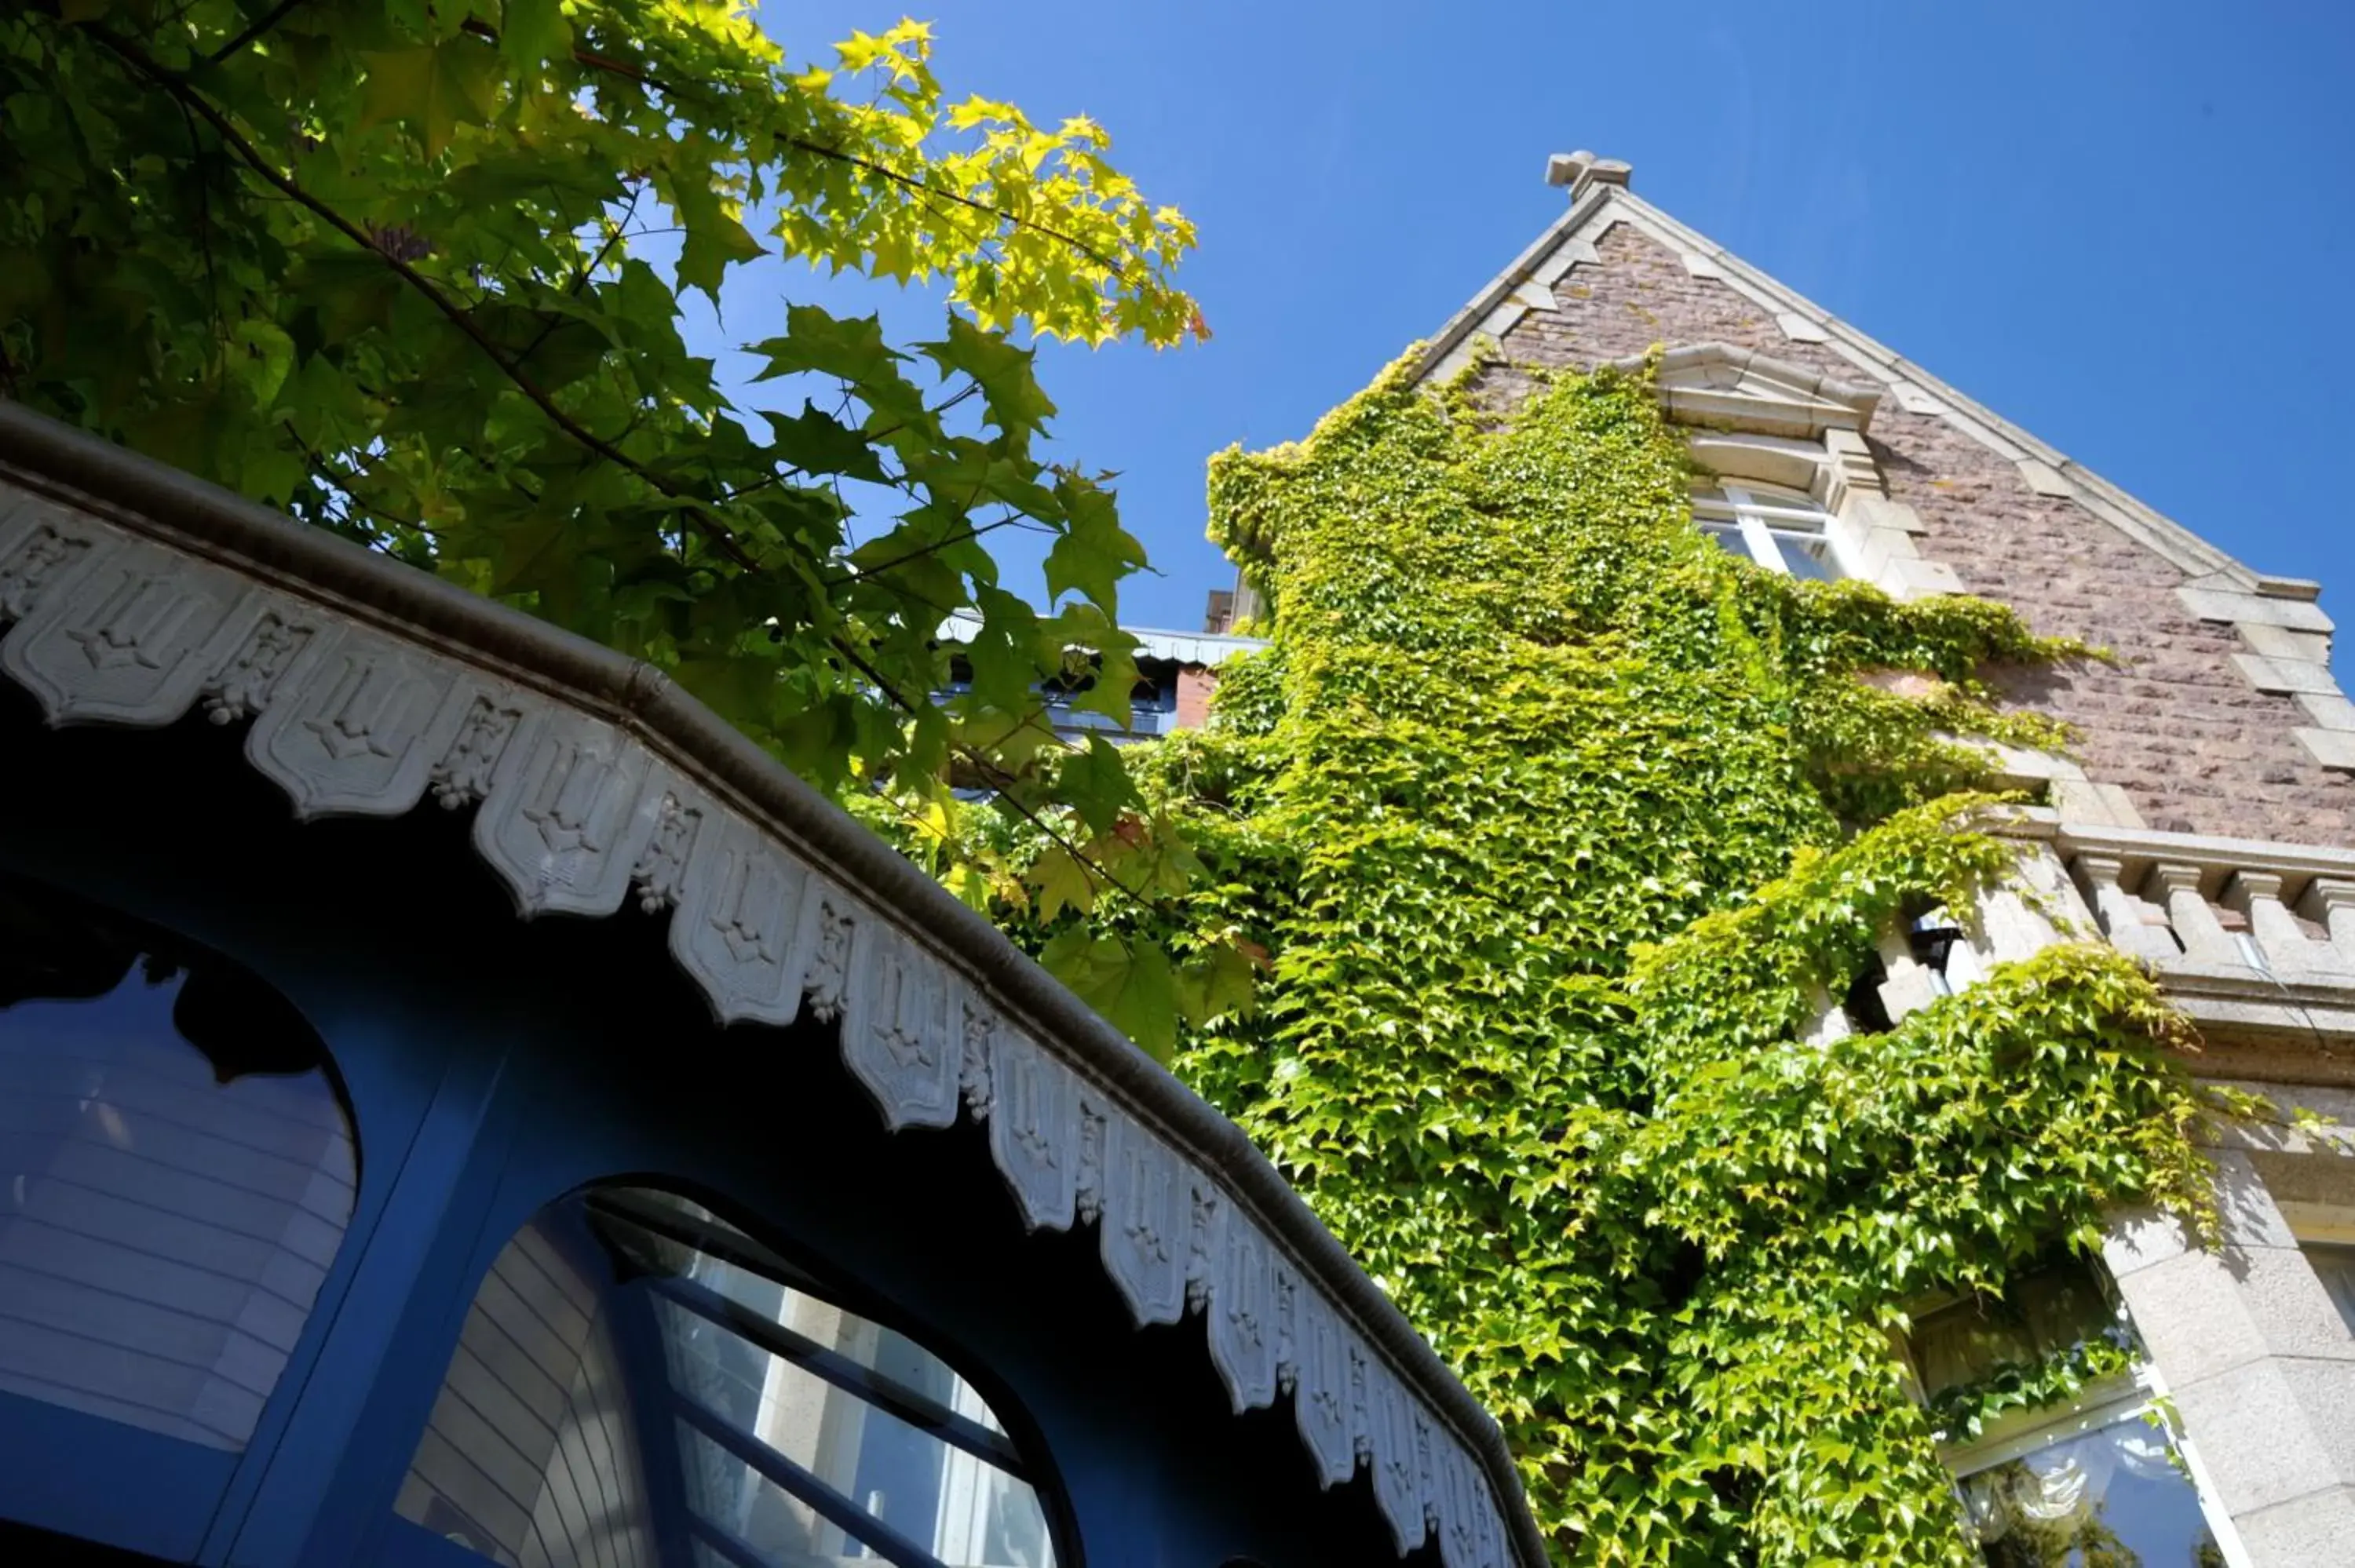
[473,710,667,919]
[0,466,1524,1568]
[1207,1211,1282,1411]
[1290,1283,1362,1490]
[839,921,963,1132]
[1364,1355,1429,1555]
[1099,1115,1192,1326]
[985,1027,1080,1231]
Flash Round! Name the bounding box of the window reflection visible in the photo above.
[400,1187,1057,1568]
[1691,483,1845,582]
[0,872,354,1452]
[1961,1415,2223,1566]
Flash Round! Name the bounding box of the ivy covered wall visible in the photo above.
[1119,357,2233,1563]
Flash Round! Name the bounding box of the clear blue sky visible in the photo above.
[719,1,2355,634]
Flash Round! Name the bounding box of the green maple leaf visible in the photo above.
[358,41,500,161]
[766,401,889,483]
[918,314,1057,445]
[1059,735,1139,835]
[1041,930,1177,1061]
[1026,845,1096,921]
[1044,472,1148,614]
[750,308,893,380]
[499,0,572,71]
[668,166,765,304]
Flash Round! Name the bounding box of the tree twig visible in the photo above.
[85,26,764,575]
[207,0,311,64]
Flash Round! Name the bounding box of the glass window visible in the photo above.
[0,871,354,1453]
[1692,483,1844,582]
[1959,1411,2225,1566]
[1908,1260,2235,1566]
[399,1187,1058,1568]
[2305,1242,2355,1336]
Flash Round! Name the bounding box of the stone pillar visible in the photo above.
[2224,870,2340,979]
[2103,1138,2355,1563]
[2144,861,2244,968]
[2298,877,2355,971]
[2072,853,2182,965]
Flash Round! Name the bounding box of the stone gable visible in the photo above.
[1470,217,2355,846]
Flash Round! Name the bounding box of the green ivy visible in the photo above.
[1075,355,2231,1563]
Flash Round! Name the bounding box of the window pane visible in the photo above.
[1913,1264,2116,1401]
[2306,1243,2355,1335]
[1700,522,1754,562]
[1961,1413,2221,1566]
[1768,531,1841,583]
[396,1220,660,1566]
[0,873,354,1453]
[403,1189,1059,1568]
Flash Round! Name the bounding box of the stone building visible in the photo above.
[1336,150,2355,1567]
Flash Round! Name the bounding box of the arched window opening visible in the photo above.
[397,1187,1059,1568]
[0,870,356,1452]
[1692,482,1844,582]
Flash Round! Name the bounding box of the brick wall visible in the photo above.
[1477,221,2355,846]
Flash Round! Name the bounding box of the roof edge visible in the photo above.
[0,399,1543,1568]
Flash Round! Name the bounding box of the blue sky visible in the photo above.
[721,2,2355,633]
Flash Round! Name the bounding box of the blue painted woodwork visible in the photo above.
[0,689,1429,1567]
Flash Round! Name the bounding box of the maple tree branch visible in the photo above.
[207,0,311,64]
[829,636,1140,903]
[455,16,1137,279]
[86,26,765,576]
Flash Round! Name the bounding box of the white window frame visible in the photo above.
[1904,1288,2255,1567]
[1692,482,1847,580]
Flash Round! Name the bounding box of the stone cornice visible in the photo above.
[1612,342,1882,439]
[0,401,1539,1568]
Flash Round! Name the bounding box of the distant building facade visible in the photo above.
[939,615,1264,745]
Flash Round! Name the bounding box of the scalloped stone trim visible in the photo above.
[0,475,1515,1568]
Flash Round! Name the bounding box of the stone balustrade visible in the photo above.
[1839,815,2355,1051]
[2052,822,2355,985]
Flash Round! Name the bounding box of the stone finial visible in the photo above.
[1544,150,1633,201]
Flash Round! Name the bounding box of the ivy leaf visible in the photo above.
[358,42,500,161]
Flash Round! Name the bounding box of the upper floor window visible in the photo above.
[397,1185,1059,1568]
[1692,483,1844,582]
[0,870,356,1452]
[1904,1260,2233,1566]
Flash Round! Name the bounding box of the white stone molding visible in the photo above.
[1289,1283,1361,1489]
[1634,345,1963,602]
[0,465,1525,1568]
[2014,814,2355,1042]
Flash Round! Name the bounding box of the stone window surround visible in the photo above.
[2100,1092,2355,1566]
[1638,343,1966,607]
